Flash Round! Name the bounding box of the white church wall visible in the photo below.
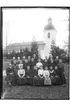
[43,30,56,57]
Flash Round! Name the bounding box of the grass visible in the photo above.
[2,59,69,100]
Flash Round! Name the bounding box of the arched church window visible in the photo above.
[48,32,50,38]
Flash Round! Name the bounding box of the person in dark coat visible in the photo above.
[43,59,48,70]
[33,65,38,86]
[26,65,33,85]
[11,57,16,65]
[22,55,26,64]
[28,56,31,67]
[54,56,59,65]
[30,58,36,70]
[16,57,21,64]
[53,65,61,85]
[6,64,15,86]
[23,59,28,70]
[33,54,38,64]
[58,59,66,84]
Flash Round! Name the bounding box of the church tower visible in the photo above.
[43,17,57,58]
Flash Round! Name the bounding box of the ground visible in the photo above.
[2,59,69,100]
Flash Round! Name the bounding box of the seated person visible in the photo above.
[6,63,15,85]
[26,65,33,85]
[33,66,38,86]
[58,59,66,84]
[49,66,54,77]
[36,58,43,70]
[37,66,44,86]
[17,64,26,85]
[43,66,51,85]
[53,65,61,85]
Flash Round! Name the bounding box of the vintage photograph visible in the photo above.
[2,7,69,99]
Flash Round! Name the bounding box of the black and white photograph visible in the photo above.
[1,7,69,99]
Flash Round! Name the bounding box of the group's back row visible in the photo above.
[10,54,64,70]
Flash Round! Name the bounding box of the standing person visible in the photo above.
[22,55,26,64]
[43,66,51,85]
[43,59,48,70]
[36,58,43,70]
[33,54,38,64]
[23,59,28,70]
[54,56,59,65]
[58,58,66,84]
[11,57,16,65]
[31,58,36,70]
[28,56,31,66]
[16,57,21,64]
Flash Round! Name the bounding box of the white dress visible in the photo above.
[36,62,43,69]
[43,70,51,85]
[38,69,44,78]
[17,69,25,78]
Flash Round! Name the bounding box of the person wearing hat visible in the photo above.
[43,66,51,85]
[17,63,26,85]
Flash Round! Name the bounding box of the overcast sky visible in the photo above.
[3,8,69,49]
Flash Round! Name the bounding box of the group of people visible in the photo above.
[6,54,66,86]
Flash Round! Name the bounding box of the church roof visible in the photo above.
[44,18,56,31]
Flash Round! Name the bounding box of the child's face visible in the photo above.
[38,59,41,62]
[18,57,20,60]
[55,66,58,70]
[45,66,48,70]
[23,56,25,59]
[27,66,30,70]
[25,59,28,63]
[59,59,62,63]
[13,57,15,60]
[28,56,30,59]
[31,58,34,61]
[50,66,53,70]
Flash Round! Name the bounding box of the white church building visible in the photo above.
[4,17,57,59]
